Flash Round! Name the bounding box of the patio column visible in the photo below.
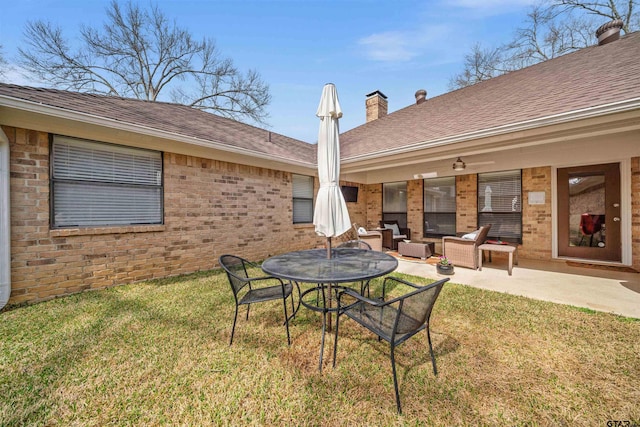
[0,128,10,309]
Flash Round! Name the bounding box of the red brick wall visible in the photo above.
[6,126,322,305]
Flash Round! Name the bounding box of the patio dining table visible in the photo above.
[262,248,398,371]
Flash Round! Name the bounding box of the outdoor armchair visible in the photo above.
[351,224,383,252]
[219,255,299,346]
[379,220,411,250]
[442,224,492,269]
[333,276,449,414]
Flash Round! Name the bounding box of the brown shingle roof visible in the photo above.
[340,32,640,159]
[1,32,638,165]
[0,84,316,165]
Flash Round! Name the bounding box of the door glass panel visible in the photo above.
[568,174,605,247]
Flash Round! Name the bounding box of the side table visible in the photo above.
[478,243,518,275]
[397,241,435,260]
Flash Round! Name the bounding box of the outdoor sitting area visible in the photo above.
[1,23,639,425]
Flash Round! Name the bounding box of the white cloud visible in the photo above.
[357,31,417,62]
[356,1,536,65]
[1,63,45,86]
[452,0,534,6]
[357,24,455,63]
[447,0,536,15]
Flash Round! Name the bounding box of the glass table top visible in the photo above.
[262,248,398,283]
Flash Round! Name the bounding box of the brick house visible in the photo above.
[1,26,639,308]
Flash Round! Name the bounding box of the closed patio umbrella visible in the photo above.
[313,83,351,258]
[482,185,493,212]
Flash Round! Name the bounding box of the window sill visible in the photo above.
[50,224,165,237]
[293,223,315,229]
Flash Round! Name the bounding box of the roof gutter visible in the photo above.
[0,128,10,310]
[342,97,640,163]
[0,95,315,169]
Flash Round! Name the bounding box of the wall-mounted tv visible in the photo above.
[341,185,359,203]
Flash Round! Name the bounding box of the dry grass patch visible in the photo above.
[1,269,639,426]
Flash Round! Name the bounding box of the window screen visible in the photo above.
[51,136,163,228]
[478,170,522,242]
[292,174,313,223]
[424,176,456,237]
[382,181,407,228]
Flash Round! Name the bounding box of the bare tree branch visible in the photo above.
[0,45,8,80]
[18,0,270,125]
[449,0,639,90]
[551,0,634,32]
[448,44,508,90]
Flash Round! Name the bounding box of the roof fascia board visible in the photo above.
[341,111,640,175]
[0,95,315,169]
[343,98,640,163]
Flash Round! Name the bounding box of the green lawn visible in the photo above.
[1,269,639,426]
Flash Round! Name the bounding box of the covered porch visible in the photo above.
[395,255,640,318]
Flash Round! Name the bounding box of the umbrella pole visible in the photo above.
[326,236,333,332]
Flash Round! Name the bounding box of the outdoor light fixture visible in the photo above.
[413,172,438,179]
[452,157,466,171]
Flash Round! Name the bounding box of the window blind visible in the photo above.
[292,174,313,223]
[424,176,456,236]
[382,181,408,228]
[424,177,456,212]
[52,136,163,227]
[383,182,407,213]
[478,170,522,241]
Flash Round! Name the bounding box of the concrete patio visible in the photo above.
[395,256,640,319]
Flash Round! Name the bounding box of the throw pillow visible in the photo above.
[384,223,401,236]
[462,230,479,240]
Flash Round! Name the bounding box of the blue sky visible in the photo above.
[1,0,535,143]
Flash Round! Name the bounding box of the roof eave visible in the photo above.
[342,97,640,164]
[0,94,316,169]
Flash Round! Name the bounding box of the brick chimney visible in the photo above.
[415,89,427,105]
[365,90,388,122]
[596,19,624,45]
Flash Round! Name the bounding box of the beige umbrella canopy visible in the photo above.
[313,83,351,258]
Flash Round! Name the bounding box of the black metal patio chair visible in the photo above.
[337,240,372,250]
[219,254,299,345]
[336,240,373,295]
[333,276,449,414]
